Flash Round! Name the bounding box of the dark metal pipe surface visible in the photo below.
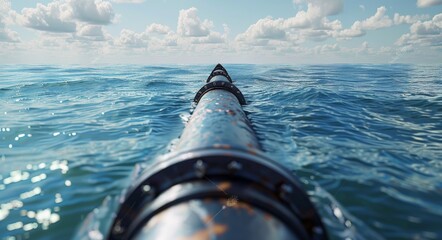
[175,89,259,153]
[107,64,328,240]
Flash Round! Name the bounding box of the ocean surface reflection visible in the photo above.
[0,64,441,240]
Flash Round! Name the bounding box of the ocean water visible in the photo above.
[0,64,441,240]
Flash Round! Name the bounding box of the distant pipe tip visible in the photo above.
[207,64,232,83]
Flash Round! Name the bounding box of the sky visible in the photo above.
[0,0,441,64]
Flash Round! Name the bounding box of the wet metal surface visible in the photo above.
[133,199,297,240]
[107,64,327,240]
[176,90,259,152]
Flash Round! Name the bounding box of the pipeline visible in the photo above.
[107,64,328,240]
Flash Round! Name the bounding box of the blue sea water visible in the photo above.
[0,64,441,240]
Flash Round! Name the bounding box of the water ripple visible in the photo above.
[0,64,441,240]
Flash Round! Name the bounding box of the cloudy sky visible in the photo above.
[1,0,441,64]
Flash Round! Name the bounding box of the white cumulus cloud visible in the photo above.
[69,0,115,25]
[175,7,227,45]
[293,0,343,17]
[5,1,440,64]
[285,0,343,29]
[313,43,340,54]
[115,28,148,48]
[237,0,345,46]
[0,28,20,42]
[115,7,227,50]
[411,15,442,35]
[394,13,430,25]
[358,6,393,30]
[21,1,76,33]
[147,23,171,34]
[397,13,442,47]
[0,0,20,42]
[177,7,212,37]
[417,0,442,7]
[190,31,225,44]
[76,24,110,41]
[337,6,393,39]
[20,0,115,33]
[307,0,343,17]
[236,17,286,43]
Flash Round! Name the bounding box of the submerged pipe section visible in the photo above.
[107,64,328,240]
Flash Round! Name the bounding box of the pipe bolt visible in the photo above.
[228,161,242,172]
[142,184,151,193]
[142,184,155,198]
[279,184,293,201]
[194,160,207,178]
[113,222,124,235]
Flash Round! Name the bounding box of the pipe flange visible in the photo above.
[108,148,327,240]
[206,64,232,83]
[194,81,246,105]
[126,180,309,240]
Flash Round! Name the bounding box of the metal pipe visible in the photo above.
[107,64,328,240]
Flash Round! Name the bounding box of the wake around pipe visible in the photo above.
[105,64,328,240]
